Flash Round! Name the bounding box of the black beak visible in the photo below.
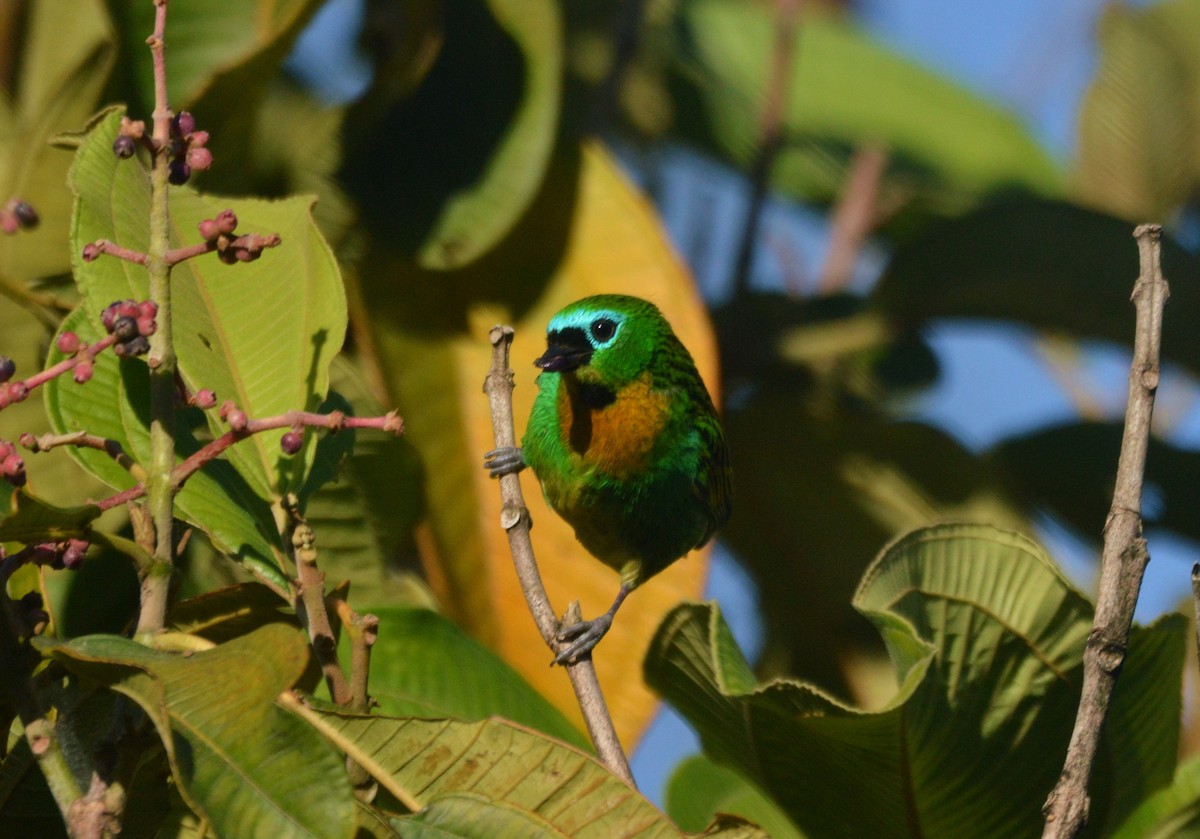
[535,343,591,372]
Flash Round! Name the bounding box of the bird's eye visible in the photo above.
[590,318,617,344]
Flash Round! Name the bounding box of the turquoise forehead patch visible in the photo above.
[547,307,624,334]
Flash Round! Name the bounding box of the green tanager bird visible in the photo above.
[485,294,732,664]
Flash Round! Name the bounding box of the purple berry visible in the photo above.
[57,331,80,355]
[0,356,14,383]
[280,431,303,455]
[172,111,196,138]
[122,336,150,357]
[12,202,37,228]
[112,135,137,159]
[113,316,138,342]
[168,159,191,185]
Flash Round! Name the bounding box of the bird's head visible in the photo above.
[535,295,668,389]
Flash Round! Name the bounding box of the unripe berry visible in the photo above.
[1,213,18,235]
[280,431,303,455]
[168,159,191,185]
[189,130,210,147]
[137,316,156,337]
[0,356,14,383]
[215,210,238,235]
[61,539,88,570]
[198,218,220,241]
[74,360,93,384]
[112,135,137,159]
[18,433,35,449]
[193,389,217,409]
[57,331,80,354]
[137,300,158,319]
[172,111,196,138]
[186,146,213,171]
[6,382,28,403]
[226,409,248,431]
[2,452,25,486]
[82,243,101,262]
[0,440,13,460]
[113,316,138,342]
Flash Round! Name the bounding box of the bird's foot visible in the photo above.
[484,446,525,478]
[553,613,613,665]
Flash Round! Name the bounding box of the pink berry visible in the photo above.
[189,130,210,147]
[18,433,34,449]
[7,382,28,403]
[215,210,238,235]
[57,331,80,354]
[186,146,213,171]
[193,389,217,409]
[82,243,101,262]
[1,214,18,235]
[137,315,157,337]
[0,440,13,460]
[226,409,248,431]
[2,452,25,486]
[73,360,93,384]
[198,218,220,241]
[61,539,88,570]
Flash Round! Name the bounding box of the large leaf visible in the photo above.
[1074,1,1200,221]
[1110,756,1200,839]
[45,624,356,839]
[874,197,1200,377]
[296,708,767,839]
[67,108,347,500]
[342,0,562,269]
[645,524,1186,839]
[667,755,804,839]
[0,0,114,282]
[672,0,1064,207]
[43,307,288,590]
[358,142,716,745]
[356,606,587,749]
[0,490,99,543]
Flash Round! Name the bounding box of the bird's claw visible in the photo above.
[552,614,613,665]
[484,446,525,478]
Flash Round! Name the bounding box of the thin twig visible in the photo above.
[483,325,635,787]
[283,496,352,706]
[817,143,887,293]
[1041,224,1169,838]
[730,0,801,300]
[334,598,378,795]
[22,431,146,481]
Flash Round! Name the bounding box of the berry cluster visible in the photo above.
[0,438,24,486]
[196,210,278,264]
[101,300,159,358]
[112,111,212,186]
[0,198,38,235]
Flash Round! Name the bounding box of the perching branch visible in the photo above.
[1041,224,1170,838]
[483,325,635,787]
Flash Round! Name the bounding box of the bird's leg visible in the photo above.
[484,446,526,478]
[554,584,631,665]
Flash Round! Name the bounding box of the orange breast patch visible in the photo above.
[557,373,670,479]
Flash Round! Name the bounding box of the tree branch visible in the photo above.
[483,325,635,787]
[1041,224,1169,838]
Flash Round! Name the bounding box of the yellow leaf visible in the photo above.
[361,142,717,748]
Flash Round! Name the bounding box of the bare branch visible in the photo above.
[1042,224,1169,837]
[483,325,635,787]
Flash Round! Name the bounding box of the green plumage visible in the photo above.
[521,294,732,590]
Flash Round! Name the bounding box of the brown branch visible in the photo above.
[483,325,635,787]
[284,496,352,706]
[817,144,887,294]
[22,431,146,482]
[334,598,378,795]
[731,0,801,300]
[1041,224,1169,838]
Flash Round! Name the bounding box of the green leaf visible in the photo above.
[874,197,1200,377]
[45,624,356,839]
[341,0,563,269]
[1110,756,1200,839]
[296,708,766,838]
[667,755,804,839]
[645,524,1186,839]
[166,581,296,644]
[0,491,99,543]
[356,607,587,749]
[68,108,347,500]
[0,0,114,282]
[1074,1,1200,221]
[672,0,1063,207]
[43,307,288,590]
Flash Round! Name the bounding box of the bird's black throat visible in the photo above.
[563,377,616,453]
